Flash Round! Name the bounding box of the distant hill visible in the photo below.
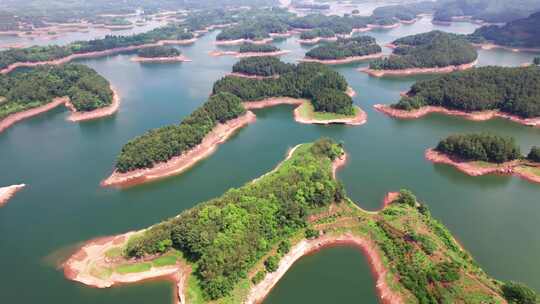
[433,0,540,23]
[471,12,540,48]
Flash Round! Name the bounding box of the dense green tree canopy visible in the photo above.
[0,64,112,120]
[470,12,540,48]
[372,1,436,21]
[305,35,381,60]
[433,0,540,23]
[392,66,540,118]
[369,31,477,70]
[528,147,540,163]
[124,139,345,299]
[502,281,538,304]
[115,92,246,172]
[435,133,521,163]
[238,43,279,53]
[216,17,289,41]
[231,56,294,76]
[137,46,181,58]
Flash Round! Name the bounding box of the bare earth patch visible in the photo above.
[0,184,26,207]
[360,60,477,77]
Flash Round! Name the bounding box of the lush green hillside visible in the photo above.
[436,133,521,163]
[433,0,540,23]
[0,64,113,120]
[238,43,279,53]
[369,31,477,70]
[392,66,540,118]
[372,1,436,21]
[83,139,538,303]
[115,92,246,172]
[470,12,540,48]
[137,46,180,58]
[231,56,294,76]
[305,36,381,60]
[216,17,289,41]
[216,60,354,115]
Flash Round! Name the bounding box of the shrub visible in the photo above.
[251,270,266,284]
[264,256,280,272]
[502,281,538,304]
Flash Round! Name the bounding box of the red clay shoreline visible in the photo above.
[0,38,198,74]
[130,55,192,63]
[0,85,121,133]
[425,149,540,185]
[101,111,257,188]
[0,184,26,207]
[360,59,477,77]
[209,50,291,58]
[373,104,540,128]
[300,52,384,65]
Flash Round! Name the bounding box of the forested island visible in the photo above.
[469,12,540,50]
[375,66,540,127]
[363,31,478,77]
[102,58,363,187]
[432,0,540,23]
[0,64,117,132]
[65,139,538,304]
[426,133,540,184]
[0,24,196,73]
[131,46,190,63]
[372,1,436,22]
[303,35,383,64]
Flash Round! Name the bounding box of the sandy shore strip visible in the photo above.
[300,53,384,65]
[0,184,26,207]
[0,38,197,74]
[0,97,69,133]
[130,55,192,63]
[67,86,121,122]
[214,38,273,46]
[227,72,280,80]
[245,233,403,304]
[472,43,540,53]
[425,149,540,185]
[360,60,477,77]
[209,50,291,58]
[101,111,257,188]
[373,104,540,127]
[293,104,367,126]
[297,36,337,45]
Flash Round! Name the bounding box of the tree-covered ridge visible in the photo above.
[216,17,290,41]
[238,43,279,53]
[528,147,540,162]
[215,60,354,115]
[115,92,246,173]
[432,0,540,23]
[392,66,540,118]
[0,64,113,120]
[305,35,381,60]
[469,12,540,48]
[231,56,294,76]
[299,28,337,40]
[124,139,345,299]
[372,1,436,21]
[435,133,521,163]
[136,46,181,58]
[369,31,477,70]
[0,24,195,70]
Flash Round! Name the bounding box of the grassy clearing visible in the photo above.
[104,246,123,258]
[115,262,152,274]
[151,255,178,267]
[516,165,540,177]
[297,101,359,121]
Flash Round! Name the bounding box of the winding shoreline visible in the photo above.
[0,38,198,74]
[214,38,273,46]
[130,55,192,63]
[300,52,384,65]
[297,36,337,45]
[472,43,540,53]
[0,184,26,207]
[100,111,257,188]
[246,233,403,304]
[227,72,280,79]
[359,59,477,77]
[425,149,540,184]
[0,85,121,133]
[373,104,540,127]
[209,50,290,58]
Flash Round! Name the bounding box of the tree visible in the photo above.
[264,256,280,272]
[502,281,538,304]
[527,146,540,162]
